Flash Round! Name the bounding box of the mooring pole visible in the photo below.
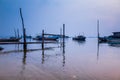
[20,8,27,50]
[63,24,65,53]
[17,29,20,39]
[14,28,17,38]
[42,30,44,50]
[97,20,100,40]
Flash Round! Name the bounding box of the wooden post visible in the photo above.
[20,8,27,50]
[63,24,65,53]
[62,24,65,66]
[17,29,20,39]
[60,28,62,47]
[42,30,44,50]
[14,28,17,38]
[60,28,62,38]
[97,20,100,39]
[23,28,27,50]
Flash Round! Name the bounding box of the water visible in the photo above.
[0,38,120,80]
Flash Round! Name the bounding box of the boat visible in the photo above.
[98,36,108,43]
[107,32,120,44]
[0,37,21,42]
[73,35,86,41]
[33,35,58,41]
[0,47,3,51]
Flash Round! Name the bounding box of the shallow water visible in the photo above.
[0,38,120,80]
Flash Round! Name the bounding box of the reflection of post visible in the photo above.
[42,49,45,64]
[97,41,99,61]
[20,49,27,79]
[62,47,65,67]
[23,49,27,65]
[42,30,44,50]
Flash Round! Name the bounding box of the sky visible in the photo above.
[0,0,120,37]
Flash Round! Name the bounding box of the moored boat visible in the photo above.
[0,47,3,51]
[0,37,21,42]
[33,35,58,41]
[73,35,86,41]
[107,32,120,44]
[98,37,108,43]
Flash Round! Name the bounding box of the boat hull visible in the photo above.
[0,38,20,42]
[0,47,3,51]
[73,36,86,41]
[33,38,58,41]
[108,39,120,44]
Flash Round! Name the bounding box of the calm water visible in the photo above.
[0,38,120,80]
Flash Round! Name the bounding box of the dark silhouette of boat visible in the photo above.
[0,47,3,51]
[33,35,58,41]
[98,37,108,43]
[0,37,21,42]
[107,32,120,44]
[73,35,86,41]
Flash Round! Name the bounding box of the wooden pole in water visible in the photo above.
[20,8,27,50]
[42,30,44,50]
[63,24,65,53]
[14,28,17,38]
[17,29,20,39]
[63,24,65,42]
[97,20,100,39]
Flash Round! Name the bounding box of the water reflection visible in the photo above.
[97,41,100,61]
[41,41,66,67]
[23,48,27,65]
[108,43,120,47]
[62,43,65,67]
[20,48,27,80]
[42,49,45,64]
[72,40,86,46]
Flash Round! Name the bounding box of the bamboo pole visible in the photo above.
[17,29,20,38]
[97,20,100,39]
[19,8,27,50]
[14,28,17,38]
[42,30,44,50]
[63,24,65,53]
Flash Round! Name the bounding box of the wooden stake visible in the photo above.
[42,30,44,50]
[20,8,27,50]
[63,24,65,53]
[97,20,100,39]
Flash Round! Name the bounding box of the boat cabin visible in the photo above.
[113,32,120,38]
